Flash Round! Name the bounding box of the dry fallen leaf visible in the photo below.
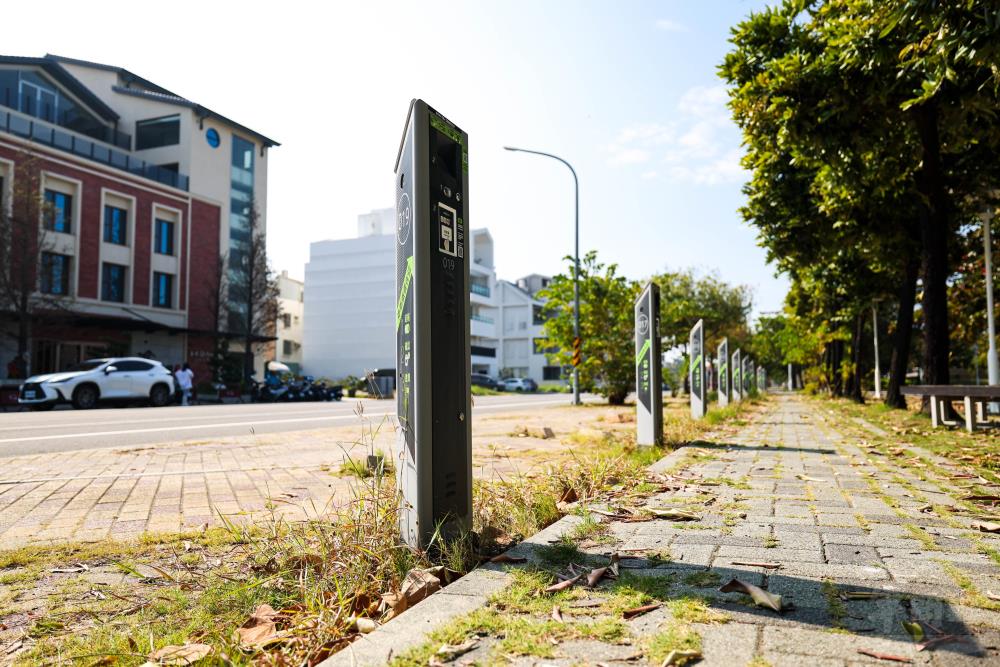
[434,638,479,662]
[148,643,213,665]
[545,573,583,593]
[236,604,282,649]
[917,634,962,652]
[648,508,699,521]
[730,561,781,569]
[719,578,782,612]
[489,554,527,564]
[841,591,883,600]
[973,521,1000,533]
[551,605,563,623]
[659,648,702,666]
[985,590,1000,601]
[622,603,661,619]
[856,648,912,663]
[382,567,442,616]
[587,554,620,587]
[796,474,824,482]
[50,563,89,574]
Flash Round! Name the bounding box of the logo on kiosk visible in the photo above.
[637,313,649,336]
[396,192,411,245]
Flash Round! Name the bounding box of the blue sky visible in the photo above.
[4,0,786,315]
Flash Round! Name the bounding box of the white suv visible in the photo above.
[19,357,177,411]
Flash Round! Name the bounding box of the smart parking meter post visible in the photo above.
[717,338,729,408]
[635,282,662,446]
[732,348,742,402]
[394,100,472,549]
[689,319,706,419]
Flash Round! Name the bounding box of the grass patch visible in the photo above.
[821,579,848,630]
[938,560,1000,610]
[645,620,702,665]
[904,524,940,551]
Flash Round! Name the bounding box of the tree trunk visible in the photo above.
[849,311,864,403]
[885,255,919,409]
[831,340,845,397]
[913,104,951,389]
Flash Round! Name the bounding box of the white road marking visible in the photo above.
[0,398,567,445]
[0,406,366,432]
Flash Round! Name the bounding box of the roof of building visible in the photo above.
[1,54,279,147]
[0,55,120,122]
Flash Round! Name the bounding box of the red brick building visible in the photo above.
[0,55,278,382]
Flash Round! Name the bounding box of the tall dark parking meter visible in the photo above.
[394,100,472,549]
[635,282,662,446]
[690,319,705,419]
[717,338,729,408]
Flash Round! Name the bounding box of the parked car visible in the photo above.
[471,373,501,390]
[18,357,177,410]
[502,377,538,392]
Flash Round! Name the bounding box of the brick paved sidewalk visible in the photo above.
[0,403,613,547]
[349,395,1000,666]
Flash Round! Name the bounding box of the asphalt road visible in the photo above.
[0,393,572,457]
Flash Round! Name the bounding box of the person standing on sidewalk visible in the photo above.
[176,363,194,406]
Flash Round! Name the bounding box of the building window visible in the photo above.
[43,190,72,233]
[282,340,293,355]
[281,313,291,328]
[101,263,126,302]
[152,272,173,308]
[40,252,70,295]
[154,218,175,255]
[136,115,180,150]
[543,366,563,381]
[103,205,127,245]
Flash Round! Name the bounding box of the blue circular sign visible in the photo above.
[206,128,220,148]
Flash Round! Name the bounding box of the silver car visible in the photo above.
[18,357,177,411]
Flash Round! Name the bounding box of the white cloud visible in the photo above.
[608,147,650,166]
[655,19,688,32]
[606,84,745,185]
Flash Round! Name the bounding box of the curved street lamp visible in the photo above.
[503,146,581,406]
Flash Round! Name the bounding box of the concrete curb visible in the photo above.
[319,445,695,666]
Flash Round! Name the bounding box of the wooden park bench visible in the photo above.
[900,385,1000,433]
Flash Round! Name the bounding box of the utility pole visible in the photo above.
[872,304,881,400]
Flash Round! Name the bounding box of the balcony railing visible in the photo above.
[0,89,132,149]
[470,313,494,324]
[0,108,189,191]
[470,283,490,297]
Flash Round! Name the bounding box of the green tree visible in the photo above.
[721,0,1000,407]
[655,269,753,353]
[539,252,639,405]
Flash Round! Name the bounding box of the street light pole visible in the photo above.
[983,206,999,411]
[504,146,581,405]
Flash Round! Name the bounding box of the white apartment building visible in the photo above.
[275,271,304,374]
[302,210,396,380]
[470,229,499,377]
[302,215,565,386]
[496,275,565,383]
